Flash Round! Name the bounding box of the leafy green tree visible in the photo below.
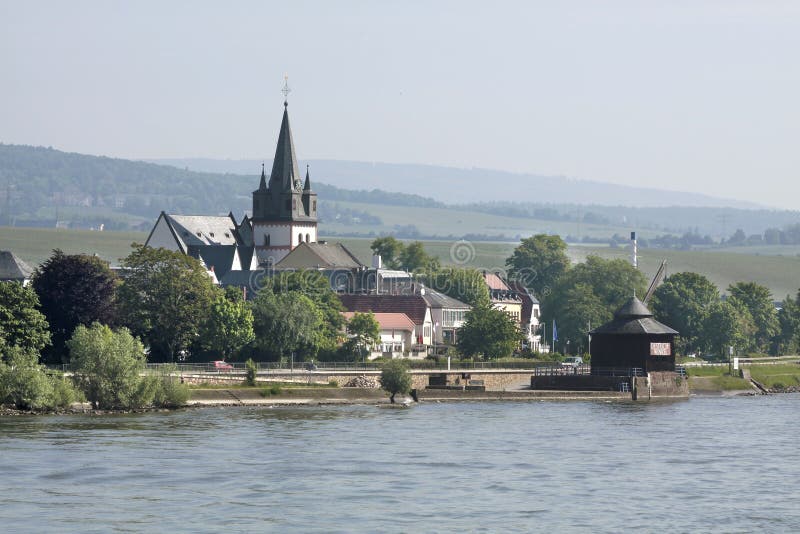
[398,241,440,273]
[776,292,800,355]
[505,234,571,298]
[68,323,155,410]
[117,244,217,362]
[425,267,491,307]
[347,312,381,358]
[0,282,50,354]
[269,270,345,355]
[541,255,647,350]
[457,304,522,359]
[251,291,325,361]
[650,272,719,355]
[727,281,779,354]
[703,300,755,359]
[31,250,118,364]
[370,236,405,269]
[546,282,608,354]
[379,359,412,403]
[199,290,255,360]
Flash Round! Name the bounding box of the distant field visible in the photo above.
[323,200,663,240]
[2,226,798,299]
[713,245,800,257]
[0,226,146,267]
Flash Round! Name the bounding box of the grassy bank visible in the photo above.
[686,363,800,392]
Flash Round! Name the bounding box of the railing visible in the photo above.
[532,364,592,377]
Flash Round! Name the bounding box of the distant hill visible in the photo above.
[1,144,799,240]
[149,157,761,209]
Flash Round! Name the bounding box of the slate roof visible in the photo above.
[0,251,33,281]
[421,289,471,310]
[165,214,240,248]
[187,245,238,278]
[276,242,365,269]
[342,312,415,331]
[339,294,430,325]
[590,297,678,335]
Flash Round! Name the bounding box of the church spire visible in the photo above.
[268,97,301,193]
[303,165,312,191]
[259,162,267,190]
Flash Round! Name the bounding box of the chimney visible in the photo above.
[630,231,638,269]
[372,254,382,269]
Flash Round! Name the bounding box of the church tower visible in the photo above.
[252,90,318,265]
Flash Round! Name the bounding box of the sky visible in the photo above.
[2,0,799,209]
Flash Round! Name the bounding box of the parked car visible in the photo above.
[211,360,234,372]
[561,356,584,367]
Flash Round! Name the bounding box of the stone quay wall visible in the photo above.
[178,370,535,391]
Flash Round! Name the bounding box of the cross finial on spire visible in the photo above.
[282,75,291,107]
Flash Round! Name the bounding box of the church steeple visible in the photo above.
[251,80,318,266]
[268,104,301,193]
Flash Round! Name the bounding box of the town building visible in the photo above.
[342,311,418,359]
[339,293,433,355]
[483,271,522,325]
[508,280,544,352]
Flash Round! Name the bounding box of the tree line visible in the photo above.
[505,234,799,358]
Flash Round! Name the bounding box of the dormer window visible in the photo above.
[209,232,215,238]
[196,232,202,237]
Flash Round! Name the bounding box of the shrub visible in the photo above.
[379,359,412,403]
[49,374,82,409]
[153,376,190,407]
[245,358,257,387]
[260,384,282,397]
[68,323,153,409]
[1,346,56,410]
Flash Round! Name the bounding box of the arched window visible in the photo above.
[298,233,303,244]
[263,234,270,247]
[306,233,310,243]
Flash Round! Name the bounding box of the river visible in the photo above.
[1,395,799,533]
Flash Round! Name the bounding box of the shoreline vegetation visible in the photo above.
[3,364,798,416]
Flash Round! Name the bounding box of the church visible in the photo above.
[144,95,365,285]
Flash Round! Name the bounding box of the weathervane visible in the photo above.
[282,75,291,107]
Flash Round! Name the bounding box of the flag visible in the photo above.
[552,320,558,342]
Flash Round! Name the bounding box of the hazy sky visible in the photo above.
[2,1,799,209]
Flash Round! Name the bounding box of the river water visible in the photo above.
[1,395,799,533]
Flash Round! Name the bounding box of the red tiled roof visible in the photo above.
[342,312,415,331]
[338,294,429,325]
